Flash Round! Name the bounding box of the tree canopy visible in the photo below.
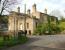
[0,0,18,15]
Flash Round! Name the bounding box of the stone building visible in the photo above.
[8,4,57,35]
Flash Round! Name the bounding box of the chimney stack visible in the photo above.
[17,7,20,13]
[44,8,47,14]
[24,4,26,14]
[27,9,30,15]
[32,4,36,13]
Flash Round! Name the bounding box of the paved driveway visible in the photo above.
[4,35,65,50]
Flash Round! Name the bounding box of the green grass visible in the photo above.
[0,37,4,49]
[0,36,28,49]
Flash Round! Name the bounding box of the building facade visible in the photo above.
[8,4,57,35]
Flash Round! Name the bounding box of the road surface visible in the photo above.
[4,35,65,50]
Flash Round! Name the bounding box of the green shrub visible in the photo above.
[34,22,63,35]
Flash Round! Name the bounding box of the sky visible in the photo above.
[14,0,65,18]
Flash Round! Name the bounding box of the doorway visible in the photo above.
[29,30,31,35]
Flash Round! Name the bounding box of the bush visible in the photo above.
[34,22,62,35]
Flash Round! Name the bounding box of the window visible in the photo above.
[36,22,37,28]
[27,23,29,29]
[20,23,23,30]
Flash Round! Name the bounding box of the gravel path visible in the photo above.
[3,35,65,50]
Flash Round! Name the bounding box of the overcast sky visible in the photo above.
[14,0,65,18]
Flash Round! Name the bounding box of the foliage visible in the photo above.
[34,23,48,35]
[0,0,18,15]
[57,17,65,32]
[60,17,65,22]
[34,22,62,35]
[34,15,62,35]
[0,35,28,49]
[0,15,8,24]
[58,22,65,31]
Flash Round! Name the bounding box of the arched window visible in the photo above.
[27,23,29,29]
[19,23,23,30]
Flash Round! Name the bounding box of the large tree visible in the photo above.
[0,0,18,15]
[0,0,20,24]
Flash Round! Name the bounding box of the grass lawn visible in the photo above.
[0,36,28,49]
[0,37,4,49]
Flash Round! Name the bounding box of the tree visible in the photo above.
[0,0,19,25]
[0,0,21,24]
[50,10,62,18]
[34,21,61,35]
[0,0,18,15]
[34,23,48,35]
